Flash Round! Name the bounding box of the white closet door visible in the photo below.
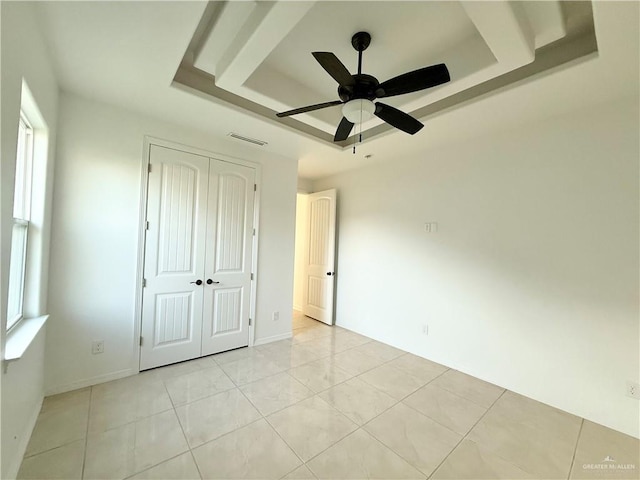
[140,145,210,370]
[201,160,255,355]
[304,189,337,325]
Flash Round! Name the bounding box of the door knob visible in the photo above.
[326,272,335,276]
[206,279,220,285]
[190,279,203,286]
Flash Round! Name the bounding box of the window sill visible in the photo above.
[4,315,48,371]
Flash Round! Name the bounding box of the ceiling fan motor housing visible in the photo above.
[338,74,379,102]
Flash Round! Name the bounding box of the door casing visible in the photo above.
[132,136,261,374]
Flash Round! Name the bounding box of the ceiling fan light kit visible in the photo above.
[276,31,450,146]
[342,99,375,123]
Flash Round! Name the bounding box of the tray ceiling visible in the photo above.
[174,0,595,149]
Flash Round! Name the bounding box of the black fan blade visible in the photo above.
[277,100,343,118]
[375,103,423,135]
[312,52,355,88]
[334,117,354,141]
[376,64,450,98]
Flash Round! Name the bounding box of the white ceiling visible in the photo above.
[36,1,639,180]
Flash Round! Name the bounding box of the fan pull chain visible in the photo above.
[353,102,365,154]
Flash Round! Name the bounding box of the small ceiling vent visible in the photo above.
[227,132,268,147]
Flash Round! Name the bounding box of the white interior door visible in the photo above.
[303,189,337,325]
[140,145,209,370]
[201,160,255,356]
[141,145,256,370]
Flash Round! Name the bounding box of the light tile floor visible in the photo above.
[18,311,639,480]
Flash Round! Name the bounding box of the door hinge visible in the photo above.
[142,278,146,288]
[249,318,252,326]
[254,184,257,192]
[251,273,254,281]
[148,163,152,173]
[145,221,150,230]
[252,228,256,236]
[139,336,143,346]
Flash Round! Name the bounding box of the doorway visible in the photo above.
[292,189,337,332]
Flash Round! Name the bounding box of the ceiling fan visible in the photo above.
[276,31,450,143]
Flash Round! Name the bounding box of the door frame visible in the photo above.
[132,136,262,374]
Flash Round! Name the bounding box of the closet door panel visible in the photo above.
[201,160,255,355]
[140,145,209,370]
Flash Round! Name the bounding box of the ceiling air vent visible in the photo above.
[227,132,268,147]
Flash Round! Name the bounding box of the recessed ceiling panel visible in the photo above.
[260,1,479,100]
[179,1,596,149]
[248,1,482,129]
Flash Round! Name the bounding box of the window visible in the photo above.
[7,113,34,330]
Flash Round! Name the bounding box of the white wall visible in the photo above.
[1,2,59,478]
[314,97,640,438]
[297,178,313,193]
[46,92,297,394]
[293,194,309,311]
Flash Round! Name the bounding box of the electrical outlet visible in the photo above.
[91,341,104,355]
[424,222,438,233]
[272,311,280,321]
[422,324,429,335]
[627,381,640,399]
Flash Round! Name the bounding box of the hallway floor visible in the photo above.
[18,311,639,479]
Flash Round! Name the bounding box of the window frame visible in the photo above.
[7,112,34,331]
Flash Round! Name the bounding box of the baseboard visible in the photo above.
[293,303,302,312]
[5,396,43,480]
[253,332,292,346]
[45,368,133,396]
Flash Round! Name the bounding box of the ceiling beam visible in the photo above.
[461,1,535,68]
[193,1,255,74]
[214,1,316,91]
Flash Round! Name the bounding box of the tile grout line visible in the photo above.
[284,405,360,472]
[150,370,202,478]
[230,350,365,474]
[346,366,465,476]
[147,334,401,475]
[234,362,364,470]
[260,411,308,470]
[431,379,505,410]
[300,396,431,477]
[178,355,320,472]
[387,369,472,439]
[187,447,205,480]
[20,435,89,460]
[266,340,454,468]
[458,391,586,478]
[20,389,97,461]
[285,343,441,467]
[235,384,311,475]
[567,418,585,480]
[241,371,316,416]
[120,451,196,480]
[165,374,205,480]
[81,387,93,480]
[354,356,434,392]
[425,388,507,480]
